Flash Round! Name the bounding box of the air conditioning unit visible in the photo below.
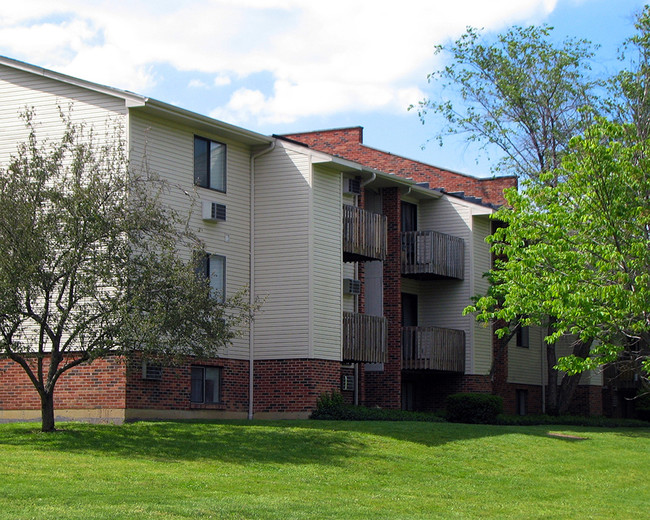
[341,375,355,391]
[142,361,163,381]
[343,278,361,295]
[343,177,361,195]
[202,201,227,222]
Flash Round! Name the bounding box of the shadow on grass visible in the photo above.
[0,420,374,466]
[0,419,647,465]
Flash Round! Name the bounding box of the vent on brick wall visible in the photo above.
[341,375,355,391]
[343,178,361,195]
[142,361,163,380]
[343,278,361,295]
[202,201,227,222]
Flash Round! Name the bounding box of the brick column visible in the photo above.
[364,187,402,409]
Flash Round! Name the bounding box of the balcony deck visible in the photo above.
[343,205,387,262]
[402,326,465,372]
[343,311,387,363]
[401,230,464,279]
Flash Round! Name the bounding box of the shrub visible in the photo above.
[495,413,650,428]
[446,393,503,424]
[310,392,444,422]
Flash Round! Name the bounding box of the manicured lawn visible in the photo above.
[0,420,648,519]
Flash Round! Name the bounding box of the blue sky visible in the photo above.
[0,0,646,177]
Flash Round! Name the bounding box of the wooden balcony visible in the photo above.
[402,326,465,372]
[343,205,387,262]
[604,361,644,389]
[343,311,387,363]
[401,230,464,279]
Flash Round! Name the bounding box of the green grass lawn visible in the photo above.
[0,420,648,519]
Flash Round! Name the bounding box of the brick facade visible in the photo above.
[253,359,341,415]
[284,127,517,206]
[1,354,344,421]
[567,385,603,417]
[125,357,249,413]
[0,356,127,411]
[364,187,402,409]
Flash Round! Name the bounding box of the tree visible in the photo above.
[0,111,255,432]
[412,24,601,180]
[467,119,650,409]
[414,24,603,413]
[609,6,650,139]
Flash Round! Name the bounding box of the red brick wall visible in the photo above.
[284,128,517,206]
[253,359,341,413]
[500,383,544,415]
[567,385,604,416]
[0,356,127,410]
[364,187,402,409]
[125,357,249,412]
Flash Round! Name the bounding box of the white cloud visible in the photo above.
[0,0,560,124]
[189,79,208,88]
[214,74,231,87]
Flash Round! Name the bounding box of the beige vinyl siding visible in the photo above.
[508,325,548,385]
[417,196,479,372]
[128,111,252,359]
[0,64,127,164]
[312,166,343,360]
[471,215,493,374]
[0,66,129,353]
[509,328,602,386]
[253,144,312,359]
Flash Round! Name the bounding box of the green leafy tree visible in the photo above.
[467,119,650,412]
[0,111,255,432]
[609,6,650,139]
[415,23,602,412]
[412,24,600,180]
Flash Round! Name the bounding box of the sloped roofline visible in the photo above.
[0,55,273,146]
[284,126,517,182]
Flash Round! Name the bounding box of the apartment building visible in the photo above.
[285,128,604,416]
[0,56,602,423]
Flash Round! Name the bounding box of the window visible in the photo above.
[194,136,226,192]
[517,325,530,348]
[198,253,226,302]
[191,366,222,404]
[516,389,528,416]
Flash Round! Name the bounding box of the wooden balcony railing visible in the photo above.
[401,230,464,279]
[343,205,387,262]
[343,311,387,363]
[402,326,465,372]
[604,361,644,389]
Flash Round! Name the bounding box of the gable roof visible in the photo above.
[0,56,273,146]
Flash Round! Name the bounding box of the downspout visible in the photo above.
[361,171,376,188]
[249,140,276,420]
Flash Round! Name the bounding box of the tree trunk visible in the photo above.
[556,339,594,415]
[40,391,56,432]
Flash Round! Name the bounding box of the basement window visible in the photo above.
[190,366,222,404]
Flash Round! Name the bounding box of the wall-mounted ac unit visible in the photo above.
[202,201,226,222]
[343,278,361,295]
[341,375,355,391]
[142,361,163,381]
[343,178,361,195]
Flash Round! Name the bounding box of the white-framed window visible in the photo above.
[199,253,226,302]
[194,136,226,192]
[190,366,222,404]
